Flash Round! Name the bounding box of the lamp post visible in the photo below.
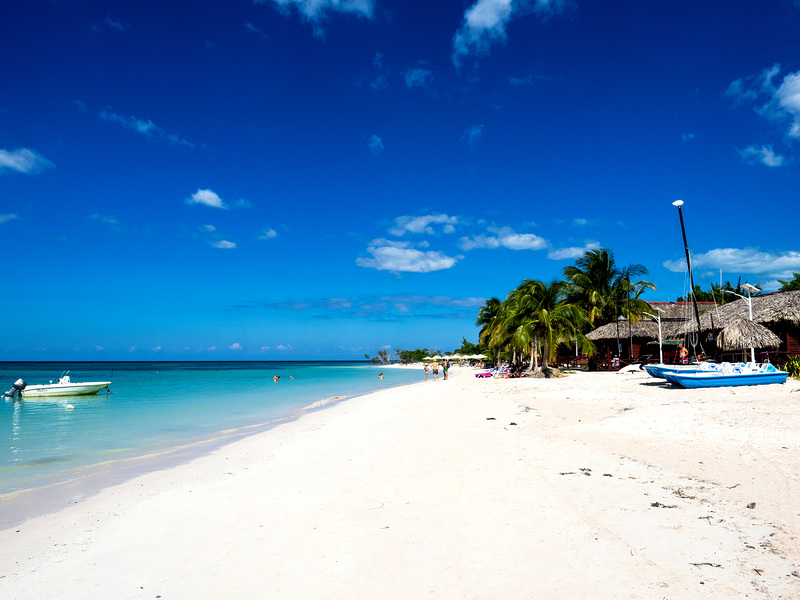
[672,200,704,355]
[643,307,665,364]
[617,315,626,359]
[723,283,760,364]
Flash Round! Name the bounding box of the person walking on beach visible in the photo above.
[424,363,429,381]
[432,360,439,381]
[443,359,449,380]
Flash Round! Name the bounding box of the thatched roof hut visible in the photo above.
[675,290,800,335]
[716,318,782,351]
[586,301,715,341]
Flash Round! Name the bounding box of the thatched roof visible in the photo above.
[586,301,715,341]
[586,319,660,341]
[716,318,782,351]
[674,290,800,335]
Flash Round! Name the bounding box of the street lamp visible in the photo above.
[643,306,665,364]
[616,315,626,357]
[722,283,760,364]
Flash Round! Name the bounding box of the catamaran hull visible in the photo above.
[20,382,111,398]
[644,363,714,379]
[663,372,788,388]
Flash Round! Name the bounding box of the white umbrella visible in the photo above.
[432,355,442,360]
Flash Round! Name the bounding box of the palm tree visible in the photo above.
[563,248,656,327]
[517,279,594,370]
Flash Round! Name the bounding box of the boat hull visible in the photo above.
[644,363,715,379]
[663,372,788,388]
[20,381,111,398]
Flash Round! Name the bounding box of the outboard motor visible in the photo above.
[4,379,27,399]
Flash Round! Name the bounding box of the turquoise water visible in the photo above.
[0,362,420,506]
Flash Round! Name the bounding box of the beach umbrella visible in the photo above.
[432,355,442,360]
[716,318,781,352]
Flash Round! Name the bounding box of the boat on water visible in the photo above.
[4,373,111,399]
[663,362,788,388]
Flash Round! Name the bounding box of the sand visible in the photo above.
[1,366,799,599]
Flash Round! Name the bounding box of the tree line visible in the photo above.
[475,248,656,371]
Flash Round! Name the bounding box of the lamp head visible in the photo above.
[741,283,760,294]
[672,200,684,207]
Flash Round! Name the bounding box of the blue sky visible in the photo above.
[2,0,799,360]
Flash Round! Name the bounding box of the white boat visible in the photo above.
[4,374,111,399]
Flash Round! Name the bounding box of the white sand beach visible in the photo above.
[2,366,799,599]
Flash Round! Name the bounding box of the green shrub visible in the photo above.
[784,355,800,379]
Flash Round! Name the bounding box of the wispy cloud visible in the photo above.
[99,110,194,147]
[405,64,433,89]
[104,17,127,32]
[186,189,228,209]
[89,213,123,233]
[229,342,243,351]
[211,240,236,249]
[258,227,278,240]
[459,225,547,251]
[244,294,485,321]
[368,134,384,157]
[388,214,457,236]
[547,242,600,260]
[663,247,800,290]
[738,145,787,167]
[245,22,268,39]
[257,0,374,34]
[452,0,570,69]
[356,239,459,273]
[0,214,19,224]
[0,148,55,175]
[725,64,800,163]
[460,124,484,149]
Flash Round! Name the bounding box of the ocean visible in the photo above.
[0,361,421,526]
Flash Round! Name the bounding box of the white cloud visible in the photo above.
[356,240,459,273]
[259,0,374,24]
[547,242,600,260]
[104,17,126,31]
[245,22,268,39]
[405,65,433,89]
[572,218,587,226]
[211,240,236,249]
[230,342,243,351]
[186,188,228,209]
[99,110,193,147]
[461,124,484,149]
[663,247,800,290]
[0,148,55,174]
[90,213,122,232]
[0,214,19,224]
[388,214,458,236]
[258,227,278,239]
[775,71,800,138]
[459,226,548,251]
[368,134,384,157]
[201,224,216,232]
[738,145,786,167]
[452,0,569,68]
[726,65,800,157]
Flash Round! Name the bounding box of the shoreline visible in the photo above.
[0,370,425,530]
[2,367,799,598]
